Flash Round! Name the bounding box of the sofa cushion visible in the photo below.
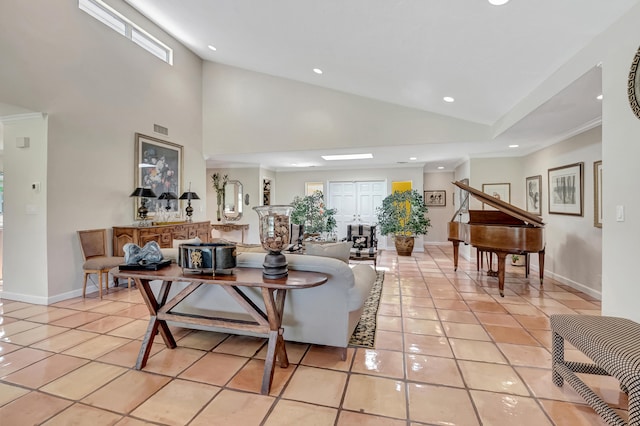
[172,236,201,249]
[160,236,203,261]
[305,241,351,263]
[236,243,265,253]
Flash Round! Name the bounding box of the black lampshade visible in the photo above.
[158,192,178,200]
[130,187,157,198]
[179,191,200,200]
[158,192,178,212]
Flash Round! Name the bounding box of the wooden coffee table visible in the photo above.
[112,264,327,394]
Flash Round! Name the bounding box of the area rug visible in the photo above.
[349,271,385,348]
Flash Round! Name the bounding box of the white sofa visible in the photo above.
[157,251,377,349]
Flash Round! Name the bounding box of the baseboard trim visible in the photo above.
[1,286,100,305]
[542,269,602,300]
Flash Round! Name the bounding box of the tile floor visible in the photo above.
[0,246,627,425]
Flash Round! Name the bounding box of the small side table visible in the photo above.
[211,223,249,243]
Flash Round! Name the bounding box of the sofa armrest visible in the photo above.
[348,264,377,311]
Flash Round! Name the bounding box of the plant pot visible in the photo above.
[394,236,415,256]
[511,255,526,266]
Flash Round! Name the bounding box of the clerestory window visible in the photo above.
[79,0,173,65]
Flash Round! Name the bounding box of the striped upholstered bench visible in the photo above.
[550,314,640,425]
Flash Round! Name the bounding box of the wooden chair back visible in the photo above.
[77,229,108,260]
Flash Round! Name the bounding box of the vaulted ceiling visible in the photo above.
[125,1,639,169]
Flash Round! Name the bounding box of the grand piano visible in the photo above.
[448,180,545,297]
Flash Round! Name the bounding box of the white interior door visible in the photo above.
[328,182,356,239]
[328,180,386,247]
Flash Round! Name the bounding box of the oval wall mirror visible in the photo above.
[628,45,640,119]
[223,180,243,221]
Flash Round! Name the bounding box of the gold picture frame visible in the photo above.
[594,161,602,228]
[134,133,183,220]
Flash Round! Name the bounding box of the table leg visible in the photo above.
[135,278,176,370]
[260,288,289,395]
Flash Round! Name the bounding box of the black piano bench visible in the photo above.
[550,314,640,425]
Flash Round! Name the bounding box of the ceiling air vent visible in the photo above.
[153,124,168,136]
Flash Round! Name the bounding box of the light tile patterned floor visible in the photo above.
[0,247,627,425]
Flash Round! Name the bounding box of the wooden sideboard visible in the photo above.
[112,221,210,256]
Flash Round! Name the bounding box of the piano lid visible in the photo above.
[452,180,544,227]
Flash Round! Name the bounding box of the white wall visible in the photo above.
[600,3,640,321]
[202,62,491,156]
[0,0,204,302]
[423,172,456,242]
[2,115,48,298]
[523,127,602,297]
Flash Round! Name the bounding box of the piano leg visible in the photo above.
[496,251,507,297]
[538,248,545,287]
[452,241,460,271]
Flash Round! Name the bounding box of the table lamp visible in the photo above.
[179,187,200,222]
[130,187,157,221]
[158,192,178,211]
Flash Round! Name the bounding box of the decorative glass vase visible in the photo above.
[216,192,223,222]
[253,205,293,279]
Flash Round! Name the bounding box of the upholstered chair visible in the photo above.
[345,224,378,269]
[77,229,128,298]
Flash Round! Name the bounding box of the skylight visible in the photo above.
[79,0,173,65]
[321,153,373,161]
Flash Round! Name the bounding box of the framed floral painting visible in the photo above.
[134,133,183,219]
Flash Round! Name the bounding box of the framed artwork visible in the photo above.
[594,161,603,227]
[263,178,271,206]
[305,182,323,196]
[548,162,583,216]
[424,190,446,207]
[482,183,510,209]
[135,133,183,219]
[525,175,542,215]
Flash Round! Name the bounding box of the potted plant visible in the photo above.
[290,191,337,237]
[376,189,431,256]
[511,254,526,266]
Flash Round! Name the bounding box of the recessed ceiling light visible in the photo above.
[597,94,603,100]
[409,157,417,161]
[437,166,445,170]
[509,144,519,148]
[321,153,373,161]
[443,96,455,103]
[488,0,510,5]
[207,45,217,51]
[313,68,323,75]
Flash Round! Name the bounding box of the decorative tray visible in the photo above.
[119,260,172,271]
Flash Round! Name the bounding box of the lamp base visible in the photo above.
[262,252,288,279]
